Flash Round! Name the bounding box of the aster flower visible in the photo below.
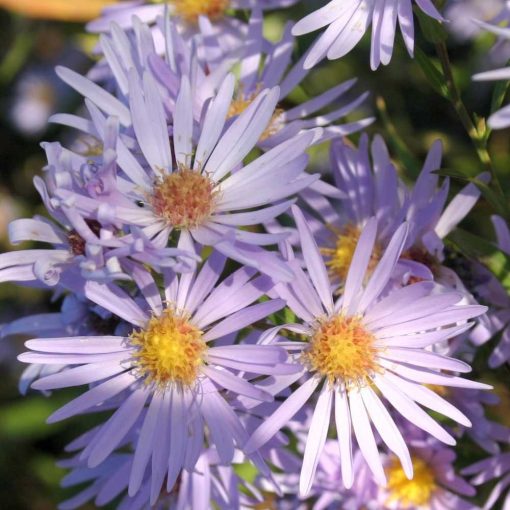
[463,426,510,510]
[89,0,298,31]
[370,425,478,509]
[199,8,374,149]
[0,131,195,287]
[470,215,510,367]
[473,21,510,129]
[278,135,485,290]
[87,0,298,57]
[292,0,444,70]
[2,293,122,396]
[245,206,489,496]
[57,447,246,510]
[52,66,320,280]
[445,0,507,42]
[19,254,297,502]
[87,11,372,156]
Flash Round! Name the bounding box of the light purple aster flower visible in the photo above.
[86,11,372,155]
[463,426,510,510]
[292,0,444,70]
[52,66,320,280]
[0,123,196,288]
[58,447,246,510]
[87,14,229,108]
[473,21,510,129]
[86,0,298,59]
[198,8,374,148]
[470,215,510,367]
[2,293,122,396]
[244,205,489,496]
[271,135,486,290]
[430,329,504,455]
[18,256,298,503]
[445,0,507,42]
[369,425,478,509]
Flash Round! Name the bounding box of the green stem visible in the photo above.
[435,41,503,195]
[0,19,33,85]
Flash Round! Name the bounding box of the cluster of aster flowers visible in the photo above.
[3,1,510,509]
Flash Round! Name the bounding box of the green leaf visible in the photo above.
[375,96,422,178]
[449,229,498,259]
[433,170,510,220]
[449,229,510,290]
[415,48,449,99]
[414,7,448,44]
[432,168,471,181]
[485,250,510,290]
[0,397,66,439]
[490,60,510,115]
[472,178,510,220]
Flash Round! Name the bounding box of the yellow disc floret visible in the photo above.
[151,167,218,229]
[171,0,229,24]
[130,308,206,388]
[386,456,437,507]
[228,91,284,141]
[321,224,380,285]
[303,315,378,387]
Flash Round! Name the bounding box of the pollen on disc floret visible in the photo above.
[130,307,207,389]
[228,89,284,141]
[321,224,381,285]
[151,167,218,230]
[386,455,438,507]
[171,0,230,24]
[303,315,379,387]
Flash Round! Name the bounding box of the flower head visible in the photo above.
[245,206,489,496]
[294,135,487,292]
[473,21,510,129]
[19,253,298,502]
[292,0,444,70]
[53,57,320,280]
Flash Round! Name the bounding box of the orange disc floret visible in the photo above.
[321,223,381,285]
[386,455,437,507]
[151,167,218,229]
[303,315,379,387]
[171,0,229,24]
[228,90,284,141]
[130,308,206,388]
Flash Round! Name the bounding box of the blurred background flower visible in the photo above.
[0,0,118,22]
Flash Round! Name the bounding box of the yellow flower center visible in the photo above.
[426,384,449,398]
[170,0,229,24]
[130,308,206,388]
[228,91,284,141]
[321,224,380,285]
[386,456,437,508]
[151,167,218,229]
[303,315,378,387]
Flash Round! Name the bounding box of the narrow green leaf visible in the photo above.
[449,229,510,289]
[432,168,471,181]
[490,60,510,115]
[415,48,449,99]
[449,229,497,259]
[414,7,448,44]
